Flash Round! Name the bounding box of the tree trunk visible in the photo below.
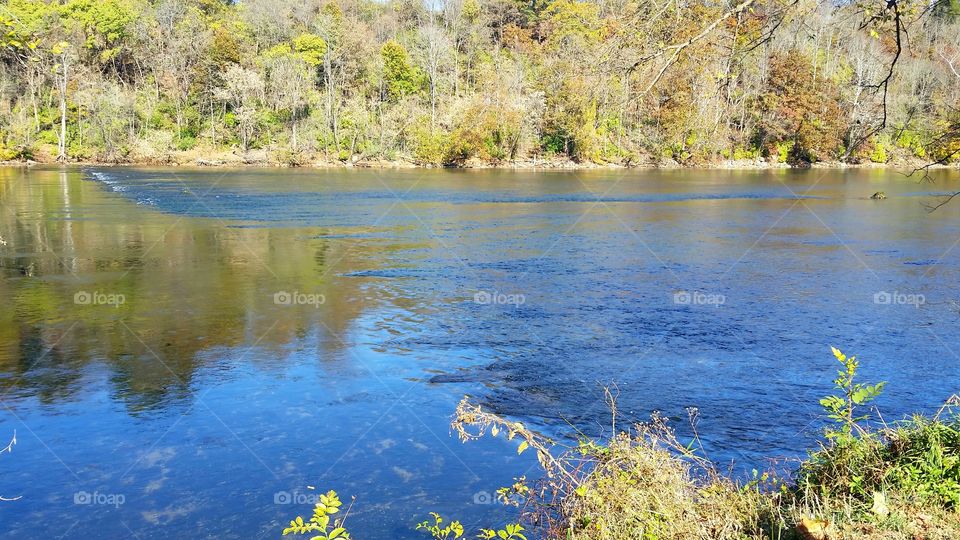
[57,54,68,161]
[431,81,436,130]
[324,52,340,153]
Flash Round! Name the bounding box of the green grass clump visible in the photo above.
[801,415,960,510]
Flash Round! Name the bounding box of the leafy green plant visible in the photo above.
[416,512,464,539]
[176,134,197,151]
[819,347,885,440]
[884,416,960,507]
[412,125,452,165]
[775,141,793,163]
[895,129,927,158]
[416,513,526,540]
[870,140,888,163]
[478,523,527,540]
[281,490,351,539]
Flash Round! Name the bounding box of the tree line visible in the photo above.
[1,0,959,166]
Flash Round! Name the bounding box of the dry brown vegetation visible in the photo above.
[453,399,960,539]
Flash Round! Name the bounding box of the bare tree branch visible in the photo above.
[630,0,759,95]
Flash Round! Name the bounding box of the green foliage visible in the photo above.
[176,134,197,151]
[478,523,526,540]
[775,141,793,164]
[799,412,960,517]
[66,136,91,159]
[292,33,327,67]
[278,490,525,540]
[416,513,464,540]
[801,349,960,519]
[883,416,960,507]
[281,490,351,539]
[416,513,526,540]
[0,131,32,160]
[543,0,603,49]
[412,125,452,165]
[867,135,892,164]
[381,41,423,101]
[896,130,927,158]
[0,0,47,51]
[870,140,888,163]
[61,0,139,61]
[760,49,844,163]
[818,347,885,440]
[448,87,529,163]
[733,146,760,160]
[542,79,604,162]
[263,42,294,60]
[38,129,59,145]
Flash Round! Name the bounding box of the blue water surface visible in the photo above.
[0,166,958,538]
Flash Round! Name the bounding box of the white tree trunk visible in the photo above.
[58,54,68,161]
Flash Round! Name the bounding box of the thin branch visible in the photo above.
[923,191,960,213]
[842,0,905,160]
[631,0,759,95]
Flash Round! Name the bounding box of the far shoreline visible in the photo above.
[1,152,955,173]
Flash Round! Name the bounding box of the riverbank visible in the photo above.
[2,145,952,172]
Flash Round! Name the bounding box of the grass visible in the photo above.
[794,412,960,539]
[561,417,782,539]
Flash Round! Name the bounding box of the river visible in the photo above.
[0,166,958,538]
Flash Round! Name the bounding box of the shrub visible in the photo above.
[896,130,927,158]
[0,138,30,161]
[281,492,526,539]
[382,41,424,101]
[870,138,889,163]
[412,126,452,166]
[176,134,197,151]
[775,141,793,163]
[733,146,760,160]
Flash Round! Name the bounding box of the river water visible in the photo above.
[0,166,958,538]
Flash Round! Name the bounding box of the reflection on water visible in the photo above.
[0,166,959,538]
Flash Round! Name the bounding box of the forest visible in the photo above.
[1,0,960,167]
